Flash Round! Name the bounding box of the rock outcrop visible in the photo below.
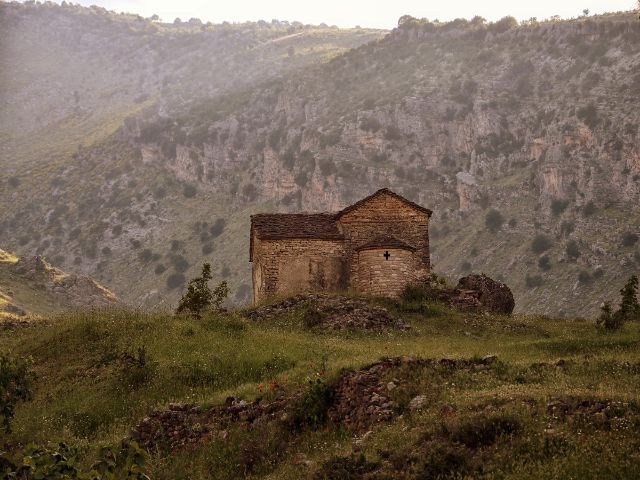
[1,248,119,319]
[456,274,515,315]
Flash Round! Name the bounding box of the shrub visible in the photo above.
[578,270,592,285]
[460,261,472,272]
[0,353,34,433]
[171,255,189,272]
[577,103,599,128]
[210,218,226,238]
[138,248,153,262]
[0,441,149,479]
[7,176,20,188]
[242,183,258,201]
[166,272,186,290]
[531,234,552,254]
[597,301,622,331]
[582,201,596,216]
[118,346,156,389]
[176,263,229,316]
[525,274,544,288]
[202,243,214,255]
[292,378,333,430]
[550,198,569,216]
[538,255,551,271]
[485,209,504,233]
[183,183,197,198]
[622,232,639,247]
[565,240,580,260]
[154,264,166,275]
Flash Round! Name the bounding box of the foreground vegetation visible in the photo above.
[1,294,640,478]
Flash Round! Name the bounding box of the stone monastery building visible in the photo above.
[249,188,432,305]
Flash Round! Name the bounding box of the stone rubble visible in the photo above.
[247,294,410,331]
[130,355,502,454]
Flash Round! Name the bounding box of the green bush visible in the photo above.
[0,353,34,433]
[485,209,504,233]
[538,255,551,271]
[582,201,596,216]
[531,234,552,254]
[577,103,599,128]
[622,232,638,247]
[578,270,592,285]
[566,240,580,261]
[210,218,226,238]
[0,440,150,479]
[550,198,569,216]
[292,378,333,430]
[525,274,544,288]
[166,272,186,290]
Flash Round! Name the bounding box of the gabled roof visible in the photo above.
[355,235,417,252]
[250,213,343,262]
[335,188,433,218]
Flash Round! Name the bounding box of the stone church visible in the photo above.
[249,188,432,305]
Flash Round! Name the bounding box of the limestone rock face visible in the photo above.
[457,274,515,315]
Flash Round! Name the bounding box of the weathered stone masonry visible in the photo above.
[250,189,432,304]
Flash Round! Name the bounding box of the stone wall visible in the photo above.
[339,193,430,284]
[354,248,419,297]
[252,237,347,304]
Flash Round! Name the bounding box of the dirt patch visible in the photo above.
[247,294,409,331]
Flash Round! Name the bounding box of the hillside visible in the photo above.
[1,295,639,478]
[1,3,640,316]
[0,248,118,321]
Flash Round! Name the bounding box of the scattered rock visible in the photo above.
[409,395,427,411]
[481,354,498,365]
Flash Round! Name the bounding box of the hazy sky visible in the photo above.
[65,0,635,29]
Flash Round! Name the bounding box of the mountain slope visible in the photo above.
[1,5,639,316]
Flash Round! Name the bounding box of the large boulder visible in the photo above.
[456,274,515,315]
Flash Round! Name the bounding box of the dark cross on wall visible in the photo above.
[383,251,391,260]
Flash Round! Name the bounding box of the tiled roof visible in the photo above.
[355,235,416,252]
[250,213,343,240]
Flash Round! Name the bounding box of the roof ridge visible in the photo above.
[335,188,432,218]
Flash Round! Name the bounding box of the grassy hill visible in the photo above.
[1,294,639,478]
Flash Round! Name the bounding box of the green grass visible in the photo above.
[1,297,640,478]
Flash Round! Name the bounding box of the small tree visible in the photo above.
[0,353,34,433]
[618,275,640,321]
[176,263,228,316]
[596,301,621,331]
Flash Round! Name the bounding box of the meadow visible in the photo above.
[1,296,639,478]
